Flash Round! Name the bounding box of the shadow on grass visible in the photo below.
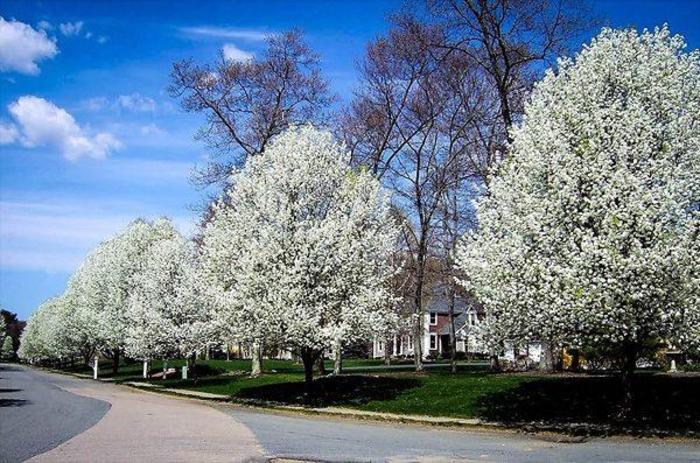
[237,375,421,408]
[475,374,700,433]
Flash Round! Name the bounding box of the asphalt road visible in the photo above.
[0,363,110,463]
[223,406,700,462]
[2,363,700,462]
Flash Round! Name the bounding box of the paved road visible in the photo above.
[0,364,261,463]
[0,363,110,463]
[2,363,699,462]
[222,406,700,462]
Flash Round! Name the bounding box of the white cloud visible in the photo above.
[0,17,58,75]
[37,20,52,31]
[140,123,165,136]
[0,122,18,144]
[179,26,270,41]
[59,21,83,36]
[117,93,156,112]
[97,35,108,44]
[222,43,253,62]
[4,96,122,161]
[80,96,109,111]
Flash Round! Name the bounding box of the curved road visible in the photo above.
[0,363,109,463]
[1,363,699,462]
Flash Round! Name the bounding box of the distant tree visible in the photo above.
[69,219,179,374]
[1,336,13,361]
[1,309,24,357]
[200,126,398,393]
[169,30,334,187]
[456,26,700,414]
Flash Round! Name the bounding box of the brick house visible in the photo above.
[372,290,488,359]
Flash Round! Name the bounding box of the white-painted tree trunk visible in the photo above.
[93,356,99,380]
[251,341,262,377]
[143,360,148,379]
[333,339,343,375]
[182,365,188,379]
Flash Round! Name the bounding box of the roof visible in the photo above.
[425,286,484,316]
[438,312,470,335]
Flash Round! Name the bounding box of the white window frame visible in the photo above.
[429,312,438,325]
[429,333,437,350]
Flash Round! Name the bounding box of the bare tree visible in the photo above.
[428,0,594,136]
[170,30,334,187]
[341,17,471,371]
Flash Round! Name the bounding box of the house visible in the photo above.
[372,289,489,359]
[371,288,542,364]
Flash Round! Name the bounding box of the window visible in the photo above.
[429,312,437,325]
[429,333,437,350]
[407,336,413,350]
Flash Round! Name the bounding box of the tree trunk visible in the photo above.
[569,349,580,372]
[383,336,391,366]
[447,285,457,374]
[316,350,327,375]
[619,345,638,419]
[226,344,230,361]
[163,359,168,378]
[413,317,424,372]
[112,348,120,375]
[333,340,343,375]
[489,353,500,372]
[250,340,262,377]
[143,360,149,379]
[300,347,318,399]
[188,353,198,381]
[413,238,426,372]
[539,342,554,372]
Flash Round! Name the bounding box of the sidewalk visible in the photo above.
[30,380,263,463]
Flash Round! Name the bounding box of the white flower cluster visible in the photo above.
[456,26,700,352]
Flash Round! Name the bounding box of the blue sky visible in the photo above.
[1,0,698,321]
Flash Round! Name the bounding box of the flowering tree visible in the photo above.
[69,218,179,373]
[18,297,67,362]
[456,26,700,409]
[125,229,213,374]
[0,317,6,351]
[201,126,398,390]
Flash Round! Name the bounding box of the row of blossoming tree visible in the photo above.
[19,127,400,391]
[19,26,699,405]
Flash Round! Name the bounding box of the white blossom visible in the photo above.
[124,231,213,361]
[455,26,700,353]
[200,126,399,364]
